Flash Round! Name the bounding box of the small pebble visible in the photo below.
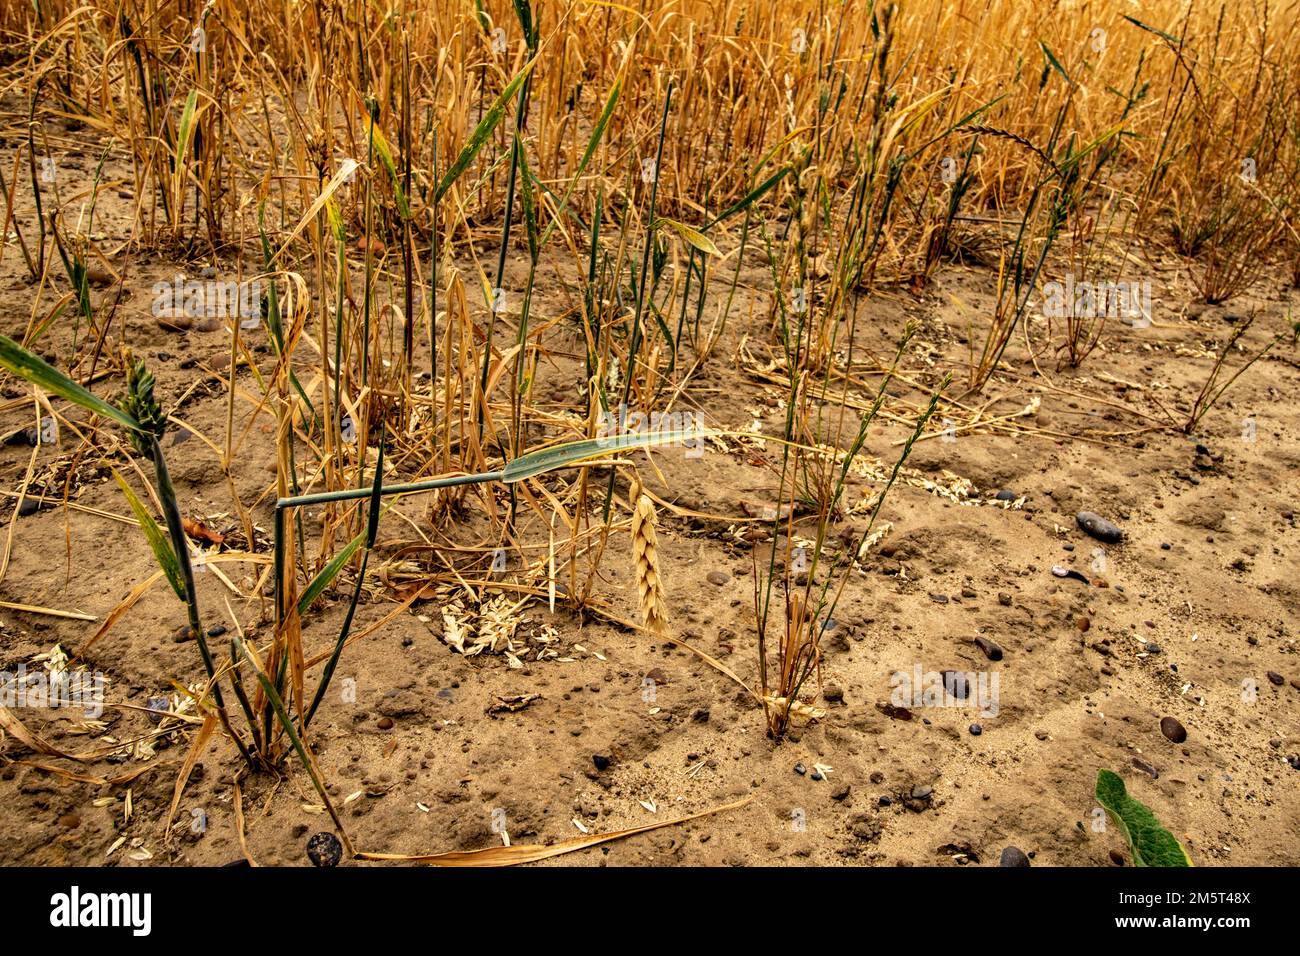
[706,570,729,586]
[794,762,806,776]
[1132,757,1159,779]
[592,754,610,771]
[1160,716,1187,744]
[969,723,982,736]
[1266,671,1285,687]
[1076,511,1123,543]
[306,831,343,868]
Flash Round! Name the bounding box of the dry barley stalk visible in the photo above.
[630,491,669,640]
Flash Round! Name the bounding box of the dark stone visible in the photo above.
[1266,671,1285,687]
[942,671,973,700]
[974,636,1003,661]
[1132,757,1159,779]
[794,762,806,775]
[306,831,343,867]
[592,754,610,771]
[999,846,1031,867]
[1160,716,1187,744]
[1076,511,1122,543]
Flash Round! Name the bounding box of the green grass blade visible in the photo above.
[704,167,790,229]
[305,437,386,726]
[111,468,185,600]
[538,78,621,246]
[297,528,365,616]
[370,123,412,219]
[1040,41,1070,83]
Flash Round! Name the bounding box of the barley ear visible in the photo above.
[631,493,669,639]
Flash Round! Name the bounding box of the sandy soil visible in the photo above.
[1,127,1297,868]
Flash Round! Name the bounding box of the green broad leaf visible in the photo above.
[0,333,141,433]
[298,528,365,616]
[435,61,536,203]
[503,428,710,484]
[657,217,720,256]
[111,469,185,600]
[1095,770,1193,867]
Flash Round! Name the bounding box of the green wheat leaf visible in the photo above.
[0,334,140,433]
[435,62,535,203]
[111,469,185,600]
[503,429,709,484]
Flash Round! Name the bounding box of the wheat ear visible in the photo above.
[631,493,670,639]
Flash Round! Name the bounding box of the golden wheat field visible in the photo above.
[0,0,1296,892]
